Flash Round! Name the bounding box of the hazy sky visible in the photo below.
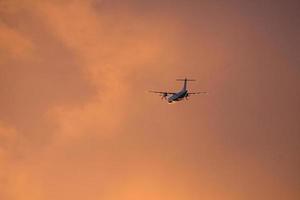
[0,0,299,199]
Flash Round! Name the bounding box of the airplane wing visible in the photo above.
[188,92,207,95]
[149,90,176,95]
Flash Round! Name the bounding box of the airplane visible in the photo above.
[149,78,207,103]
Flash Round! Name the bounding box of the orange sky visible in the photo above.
[0,0,299,199]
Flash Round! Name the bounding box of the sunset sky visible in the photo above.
[0,0,299,199]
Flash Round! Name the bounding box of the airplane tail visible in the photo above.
[176,78,196,90]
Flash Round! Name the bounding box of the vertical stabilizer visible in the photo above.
[183,78,187,90]
[176,78,195,91]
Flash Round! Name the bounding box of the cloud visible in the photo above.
[0,0,299,199]
[34,0,184,140]
[0,1,186,199]
[0,22,34,60]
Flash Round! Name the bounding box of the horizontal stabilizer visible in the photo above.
[176,79,196,81]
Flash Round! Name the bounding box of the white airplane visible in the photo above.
[149,78,207,103]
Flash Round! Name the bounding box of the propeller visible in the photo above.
[185,93,189,100]
[160,92,168,100]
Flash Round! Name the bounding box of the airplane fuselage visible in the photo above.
[167,89,188,103]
